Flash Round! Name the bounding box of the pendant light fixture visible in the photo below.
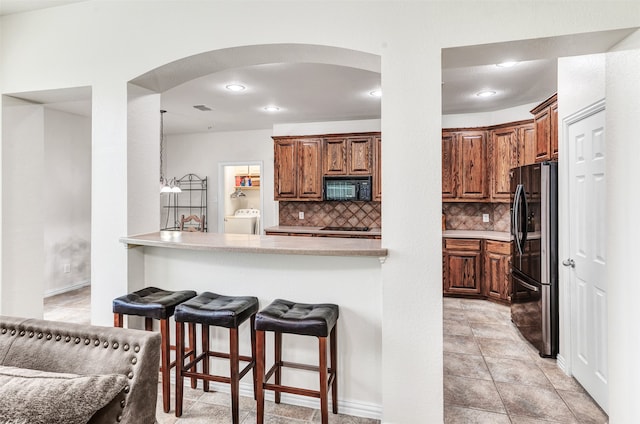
[159,110,181,193]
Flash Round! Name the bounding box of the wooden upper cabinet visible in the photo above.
[373,135,382,201]
[551,101,558,160]
[274,138,298,199]
[323,137,347,175]
[531,93,558,163]
[517,123,536,166]
[458,131,488,199]
[297,138,323,199]
[442,130,488,201]
[442,131,458,200]
[490,126,518,202]
[348,136,373,174]
[322,136,373,175]
[273,137,322,201]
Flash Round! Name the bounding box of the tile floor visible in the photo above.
[43,287,609,423]
[43,286,380,424]
[443,297,608,424]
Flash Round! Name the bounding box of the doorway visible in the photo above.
[218,161,263,234]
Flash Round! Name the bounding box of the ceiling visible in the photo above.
[2,1,637,134]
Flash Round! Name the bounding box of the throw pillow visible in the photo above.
[0,365,127,424]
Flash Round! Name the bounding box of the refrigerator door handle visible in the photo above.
[512,184,525,255]
[516,277,540,292]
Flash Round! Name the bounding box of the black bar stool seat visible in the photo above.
[113,286,197,413]
[255,299,339,424]
[174,292,259,424]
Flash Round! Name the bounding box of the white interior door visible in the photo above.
[567,105,608,412]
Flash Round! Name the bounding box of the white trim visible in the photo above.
[559,98,605,376]
[217,160,264,234]
[44,280,90,298]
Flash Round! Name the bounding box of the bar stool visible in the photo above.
[113,286,197,413]
[174,292,259,423]
[255,299,339,424]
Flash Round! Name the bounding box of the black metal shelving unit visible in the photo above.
[162,174,207,231]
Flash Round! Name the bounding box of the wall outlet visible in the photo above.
[482,213,490,223]
[298,211,305,220]
[63,264,71,273]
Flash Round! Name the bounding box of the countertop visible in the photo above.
[120,231,387,258]
[442,230,511,242]
[264,225,382,237]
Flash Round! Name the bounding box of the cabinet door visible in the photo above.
[323,137,347,175]
[484,241,511,302]
[444,249,483,295]
[442,132,458,199]
[551,101,558,160]
[373,135,382,201]
[459,131,488,199]
[517,123,536,166]
[534,107,551,162]
[297,138,323,199]
[491,127,518,202]
[274,139,297,199]
[347,136,373,174]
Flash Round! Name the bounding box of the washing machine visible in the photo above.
[224,208,260,234]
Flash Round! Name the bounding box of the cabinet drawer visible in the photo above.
[444,238,481,251]
[485,240,511,255]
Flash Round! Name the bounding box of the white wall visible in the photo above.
[442,101,541,128]
[165,129,275,232]
[1,100,45,317]
[144,248,383,416]
[43,108,91,295]
[606,29,640,424]
[1,2,639,422]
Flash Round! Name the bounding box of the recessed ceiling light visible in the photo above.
[476,90,497,98]
[263,105,280,112]
[369,89,382,98]
[225,83,246,92]
[496,61,518,68]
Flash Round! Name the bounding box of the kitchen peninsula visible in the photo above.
[120,230,386,417]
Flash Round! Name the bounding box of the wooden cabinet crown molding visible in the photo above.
[530,93,558,115]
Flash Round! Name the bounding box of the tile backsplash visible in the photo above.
[443,202,510,232]
[279,201,381,228]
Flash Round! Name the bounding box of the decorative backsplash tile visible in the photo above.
[279,201,381,227]
[443,202,510,232]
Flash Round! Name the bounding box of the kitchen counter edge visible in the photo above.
[264,225,381,237]
[120,231,387,258]
[443,230,511,242]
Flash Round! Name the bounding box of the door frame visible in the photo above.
[217,160,264,234]
[558,98,606,376]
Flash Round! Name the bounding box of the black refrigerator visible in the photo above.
[510,161,559,358]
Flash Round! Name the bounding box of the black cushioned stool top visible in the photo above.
[112,286,197,320]
[174,292,259,329]
[255,299,339,337]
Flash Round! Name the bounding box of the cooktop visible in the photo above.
[321,226,370,232]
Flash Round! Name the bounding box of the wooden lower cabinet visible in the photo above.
[483,240,512,303]
[443,238,512,303]
[443,239,483,296]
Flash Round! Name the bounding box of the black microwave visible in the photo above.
[323,176,372,201]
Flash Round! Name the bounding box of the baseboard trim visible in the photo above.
[44,280,90,298]
[556,353,568,374]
